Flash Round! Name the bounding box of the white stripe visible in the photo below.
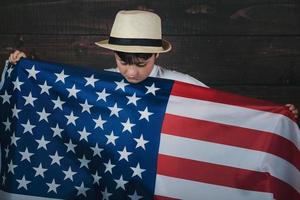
[159,134,300,193]
[154,175,275,200]
[166,95,300,150]
[0,190,62,200]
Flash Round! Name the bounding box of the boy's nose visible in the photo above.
[126,65,138,77]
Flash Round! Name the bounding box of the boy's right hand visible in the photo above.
[9,50,27,65]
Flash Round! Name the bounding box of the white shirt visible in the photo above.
[106,64,208,87]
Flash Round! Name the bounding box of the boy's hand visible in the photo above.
[9,50,27,65]
[286,104,298,119]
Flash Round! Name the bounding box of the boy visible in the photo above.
[8,10,298,117]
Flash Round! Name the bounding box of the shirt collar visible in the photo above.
[149,64,159,78]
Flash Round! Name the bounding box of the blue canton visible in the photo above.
[0,59,173,199]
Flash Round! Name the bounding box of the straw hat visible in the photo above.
[95,10,172,53]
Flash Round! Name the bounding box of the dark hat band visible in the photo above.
[108,37,162,47]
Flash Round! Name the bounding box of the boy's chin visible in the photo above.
[125,77,144,84]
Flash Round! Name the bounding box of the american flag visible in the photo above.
[0,58,299,200]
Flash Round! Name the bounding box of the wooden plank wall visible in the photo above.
[0,0,299,122]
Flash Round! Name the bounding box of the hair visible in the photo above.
[115,51,156,66]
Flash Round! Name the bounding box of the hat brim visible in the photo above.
[95,39,172,53]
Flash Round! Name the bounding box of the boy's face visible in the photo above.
[114,53,157,83]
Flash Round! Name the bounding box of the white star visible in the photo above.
[92,171,101,185]
[51,124,63,138]
[105,131,118,145]
[12,105,21,119]
[46,179,60,193]
[134,134,149,150]
[80,99,92,113]
[21,120,35,134]
[2,118,11,131]
[12,77,24,91]
[101,187,112,200]
[65,139,76,153]
[138,107,153,121]
[2,174,6,186]
[23,92,37,106]
[7,160,17,174]
[4,147,9,158]
[33,163,47,178]
[4,149,9,158]
[50,151,63,166]
[19,148,34,162]
[55,70,69,83]
[67,84,80,98]
[118,147,132,162]
[0,91,11,104]
[39,81,51,95]
[4,146,9,158]
[114,79,129,91]
[63,167,77,181]
[4,146,9,157]
[75,182,89,197]
[108,103,122,117]
[84,74,98,87]
[130,163,146,179]
[114,175,128,190]
[35,135,50,150]
[78,127,91,142]
[65,111,79,126]
[78,155,90,168]
[52,96,65,110]
[37,108,51,122]
[16,175,31,190]
[128,190,143,200]
[10,132,20,146]
[96,89,110,102]
[104,159,115,174]
[93,115,106,129]
[26,65,40,79]
[121,118,135,133]
[91,143,103,157]
[145,83,159,95]
[126,93,141,106]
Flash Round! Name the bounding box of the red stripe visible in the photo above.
[154,195,179,200]
[171,81,295,121]
[162,114,300,171]
[157,154,300,200]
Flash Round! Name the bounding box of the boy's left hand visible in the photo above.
[285,104,298,119]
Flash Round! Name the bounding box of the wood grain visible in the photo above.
[0,0,299,35]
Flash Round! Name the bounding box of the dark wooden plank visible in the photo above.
[1,34,300,86]
[0,0,299,35]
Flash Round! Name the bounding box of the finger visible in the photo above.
[20,52,26,58]
[12,51,20,61]
[9,54,13,63]
[285,104,295,111]
[9,54,16,64]
[289,105,296,111]
[16,52,26,61]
